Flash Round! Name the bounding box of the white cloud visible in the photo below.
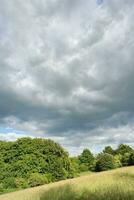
[0,132,29,141]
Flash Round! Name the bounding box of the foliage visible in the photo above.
[129,151,134,165]
[3,177,16,189]
[95,153,115,171]
[103,146,115,155]
[14,178,28,189]
[113,155,122,168]
[0,138,74,191]
[28,173,49,187]
[116,144,133,155]
[70,157,80,176]
[79,163,89,172]
[0,138,134,193]
[121,153,131,166]
[78,149,94,171]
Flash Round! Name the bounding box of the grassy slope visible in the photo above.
[0,166,134,200]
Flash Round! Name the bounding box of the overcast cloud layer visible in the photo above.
[0,0,134,155]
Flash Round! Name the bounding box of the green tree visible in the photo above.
[129,151,134,165]
[0,138,74,190]
[116,144,133,155]
[103,146,115,155]
[121,153,131,166]
[70,157,80,176]
[114,155,122,168]
[95,153,115,172]
[79,149,94,171]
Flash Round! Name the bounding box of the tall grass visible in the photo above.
[40,169,134,200]
[40,183,134,200]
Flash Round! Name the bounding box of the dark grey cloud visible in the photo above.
[0,0,134,155]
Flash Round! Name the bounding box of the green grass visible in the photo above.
[0,167,134,200]
[40,184,134,200]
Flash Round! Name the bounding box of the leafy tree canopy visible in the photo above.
[116,144,133,155]
[103,146,115,155]
[0,137,74,192]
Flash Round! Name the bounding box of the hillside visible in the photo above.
[0,166,134,200]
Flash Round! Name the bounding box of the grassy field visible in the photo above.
[0,166,134,200]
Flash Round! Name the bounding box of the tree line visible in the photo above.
[0,137,134,193]
[72,144,134,173]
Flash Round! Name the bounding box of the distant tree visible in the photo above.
[70,157,80,176]
[113,155,122,168]
[79,163,89,172]
[79,149,94,171]
[103,146,115,155]
[129,151,134,165]
[121,153,131,166]
[95,153,115,172]
[116,144,133,155]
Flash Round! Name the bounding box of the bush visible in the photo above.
[121,153,131,166]
[44,173,53,183]
[90,160,97,171]
[3,177,16,189]
[95,153,115,172]
[114,155,122,168]
[0,137,74,191]
[15,178,28,189]
[79,163,89,172]
[129,151,134,165]
[70,157,80,176]
[0,183,4,193]
[79,149,94,171]
[28,173,49,187]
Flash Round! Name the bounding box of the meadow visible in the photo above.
[0,166,134,200]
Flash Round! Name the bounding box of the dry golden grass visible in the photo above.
[0,166,134,200]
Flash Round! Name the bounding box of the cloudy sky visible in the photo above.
[0,0,134,155]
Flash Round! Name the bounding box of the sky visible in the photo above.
[0,0,134,155]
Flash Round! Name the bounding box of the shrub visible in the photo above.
[79,163,89,172]
[0,183,4,193]
[28,173,49,187]
[129,151,134,165]
[44,173,53,183]
[3,177,16,189]
[114,155,122,168]
[121,153,131,166]
[0,137,74,190]
[70,157,80,176]
[15,178,28,189]
[90,160,97,171]
[79,149,94,171]
[95,153,115,172]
